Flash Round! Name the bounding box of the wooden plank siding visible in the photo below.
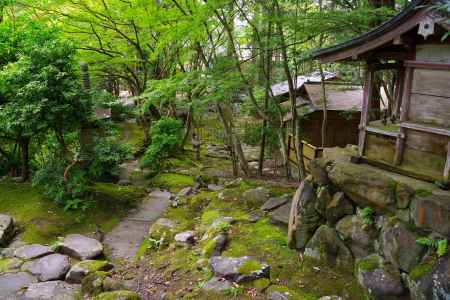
[287,135,323,171]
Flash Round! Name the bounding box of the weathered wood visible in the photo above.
[411,69,450,98]
[358,67,374,157]
[405,129,449,155]
[394,67,406,116]
[405,60,450,70]
[317,10,426,63]
[401,122,450,137]
[415,44,450,63]
[394,67,414,165]
[366,126,404,138]
[408,93,450,128]
[444,142,450,181]
[365,133,397,164]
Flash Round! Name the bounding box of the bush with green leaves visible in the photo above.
[140,117,183,172]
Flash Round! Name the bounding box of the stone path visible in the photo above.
[104,190,171,260]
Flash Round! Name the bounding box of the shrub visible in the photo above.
[140,117,183,172]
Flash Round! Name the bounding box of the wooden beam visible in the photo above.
[366,126,404,138]
[404,60,450,70]
[444,142,450,181]
[394,66,414,165]
[394,67,406,116]
[317,10,426,63]
[358,67,374,157]
[401,122,450,137]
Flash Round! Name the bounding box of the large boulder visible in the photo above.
[66,260,113,284]
[336,215,377,259]
[23,281,80,300]
[381,221,424,273]
[0,214,15,246]
[406,254,450,300]
[328,162,399,211]
[356,254,405,300]
[315,186,332,217]
[59,234,103,260]
[410,194,450,236]
[209,256,270,283]
[287,180,322,250]
[14,244,53,260]
[242,187,270,207]
[325,192,354,225]
[27,254,71,281]
[304,225,353,267]
[309,159,330,186]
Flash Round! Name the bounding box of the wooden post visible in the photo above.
[394,67,405,117]
[444,142,450,181]
[358,65,374,157]
[394,66,414,165]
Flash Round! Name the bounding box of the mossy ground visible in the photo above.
[118,122,145,154]
[127,170,366,300]
[0,180,143,245]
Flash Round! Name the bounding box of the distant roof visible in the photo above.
[313,0,450,62]
[282,84,363,121]
[270,71,337,97]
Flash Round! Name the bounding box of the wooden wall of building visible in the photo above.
[299,110,360,148]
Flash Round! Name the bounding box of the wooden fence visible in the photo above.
[287,134,324,171]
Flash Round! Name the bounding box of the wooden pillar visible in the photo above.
[444,142,450,182]
[394,67,405,117]
[394,66,413,165]
[358,65,374,157]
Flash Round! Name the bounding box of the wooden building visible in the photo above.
[280,81,363,168]
[313,0,450,183]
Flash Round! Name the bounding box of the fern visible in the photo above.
[360,207,374,226]
[437,239,448,257]
[416,237,435,247]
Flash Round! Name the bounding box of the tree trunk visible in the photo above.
[181,104,194,148]
[274,0,306,180]
[277,128,290,178]
[19,137,30,181]
[319,65,328,147]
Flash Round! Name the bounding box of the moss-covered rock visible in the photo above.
[81,271,109,296]
[304,225,353,267]
[328,162,399,212]
[0,257,23,273]
[147,218,177,249]
[93,290,141,300]
[356,254,405,299]
[66,260,113,284]
[336,215,377,259]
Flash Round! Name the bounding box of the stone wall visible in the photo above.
[289,148,450,300]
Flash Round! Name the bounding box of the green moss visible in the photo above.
[416,189,433,197]
[238,259,262,275]
[409,258,436,281]
[0,258,22,273]
[248,278,271,291]
[82,271,109,296]
[0,181,137,244]
[201,210,221,226]
[89,183,145,207]
[357,255,380,273]
[119,122,145,154]
[201,239,217,258]
[93,290,141,300]
[77,260,111,272]
[151,173,195,192]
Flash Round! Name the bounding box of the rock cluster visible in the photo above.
[286,154,450,300]
[0,226,137,300]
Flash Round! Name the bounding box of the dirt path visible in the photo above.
[104,190,171,260]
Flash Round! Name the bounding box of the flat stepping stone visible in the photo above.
[269,201,292,226]
[104,193,170,260]
[202,277,232,292]
[14,244,53,260]
[0,272,37,299]
[210,256,270,283]
[27,254,70,281]
[0,214,15,246]
[23,281,80,300]
[60,234,103,260]
[261,195,290,212]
